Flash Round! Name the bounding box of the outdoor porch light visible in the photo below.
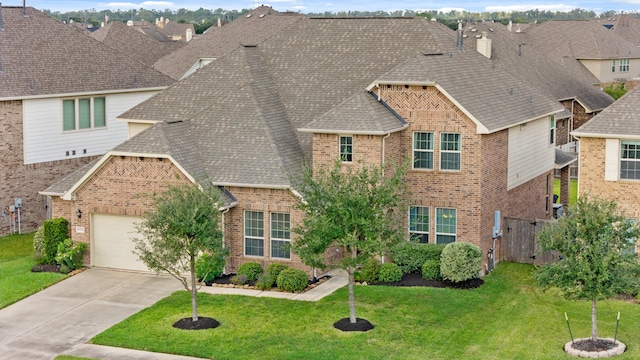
[76,209,82,218]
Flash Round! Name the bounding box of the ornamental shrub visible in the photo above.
[378,263,403,282]
[54,238,87,271]
[195,251,225,283]
[237,262,263,281]
[422,259,442,280]
[391,241,446,274]
[43,218,69,265]
[276,268,309,293]
[440,242,482,283]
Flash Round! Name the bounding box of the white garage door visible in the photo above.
[92,214,150,272]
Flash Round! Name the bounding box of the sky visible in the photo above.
[15,0,640,14]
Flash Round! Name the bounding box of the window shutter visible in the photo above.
[604,139,619,181]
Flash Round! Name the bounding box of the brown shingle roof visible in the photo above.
[0,6,174,99]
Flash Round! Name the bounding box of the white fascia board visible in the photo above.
[61,151,195,200]
[0,87,168,102]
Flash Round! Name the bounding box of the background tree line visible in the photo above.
[41,6,636,34]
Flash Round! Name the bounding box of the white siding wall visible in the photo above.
[23,91,158,164]
[507,116,555,190]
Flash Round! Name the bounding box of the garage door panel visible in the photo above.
[92,214,150,272]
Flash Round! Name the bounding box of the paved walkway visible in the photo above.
[0,268,347,360]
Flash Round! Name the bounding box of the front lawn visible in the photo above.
[92,262,640,360]
[0,232,66,309]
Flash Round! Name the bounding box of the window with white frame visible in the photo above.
[549,116,555,145]
[63,97,106,131]
[611,59,616,73]
[619,59,630,72]
[244,211,264,256]
[409,206,429,243]
[620,140,640,180]
[339,136,353,162]
[271,212,291,259]
[436,208,456,244]
[440,133,461,171]
[413,132,434,169]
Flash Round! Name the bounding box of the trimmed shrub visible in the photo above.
[422,259,442,280]
[237,262,263,281]
[196,251,225,283]
[391,241,446,274]
[276,268,309,293]
[440,242,482,283]
[43,218,69,265]
[33,225,46,264]
[54,239,87,271]
[378,263,403,282]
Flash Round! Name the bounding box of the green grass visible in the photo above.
[553,178,577,205]
[0,232,66,309]
[92,262,640,360]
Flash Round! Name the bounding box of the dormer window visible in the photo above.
[339,135,353,162]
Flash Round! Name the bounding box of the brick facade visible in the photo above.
[579,137,640,219]
[0,100,98,235]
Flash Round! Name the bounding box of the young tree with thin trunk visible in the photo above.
[534,195,640,342]
[133,182,226,324]
[292,160,408,327]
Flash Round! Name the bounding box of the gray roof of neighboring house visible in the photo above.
[572,86,640,138]
[525,19,640,60]
[90,21,184,67]
[464,22,613,113]
[79,16,561,190]
[153,6,305,80]
[0,6,174,99]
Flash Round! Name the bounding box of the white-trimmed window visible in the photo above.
[549,116,555,145]
[436,208,456,244]
[440,133,461,171]
[611,59,616,73]
[63,97,106,131]
[271,212,291,259]
[409,206,429,243]
[619,59,630,72]
[339,136,353,162]
[620,140,640,180]
[413,132,434,169]
[244,211,264,257]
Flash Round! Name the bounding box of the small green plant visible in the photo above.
[43,218,69,265]
[230,274,248,285]
[54,239,87,271]
[440,242,482,283]
[33,225,46,264]
[391,241,446,274]
[357,258,380,283]
[276,268,309,292]
[422,259,442,280]
[195,251,225,284]
[237,262,263,281]
[378,263,403,282]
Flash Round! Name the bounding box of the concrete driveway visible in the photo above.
[0,268,182,359]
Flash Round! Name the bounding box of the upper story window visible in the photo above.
[409,206,429,243]
[413,132,434,169]
[619,59,630,72]
[244,210,264,257]
[63,97,106,131]
[549,116,556,145]
[611,59,616,73]
[270,213,291,259]
[440,133,461,171]
[620,140,640,180]
[339,135,353,162]
[436,207,457,244]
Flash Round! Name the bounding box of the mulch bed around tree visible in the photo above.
[370,271,484,289]
[172,317,220,330]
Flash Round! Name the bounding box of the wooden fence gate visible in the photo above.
[502,217,559,265]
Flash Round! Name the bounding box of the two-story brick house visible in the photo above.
[44,15,562,275]
[0,6,174,234]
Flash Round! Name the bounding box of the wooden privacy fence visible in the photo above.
[502,217,560,265]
